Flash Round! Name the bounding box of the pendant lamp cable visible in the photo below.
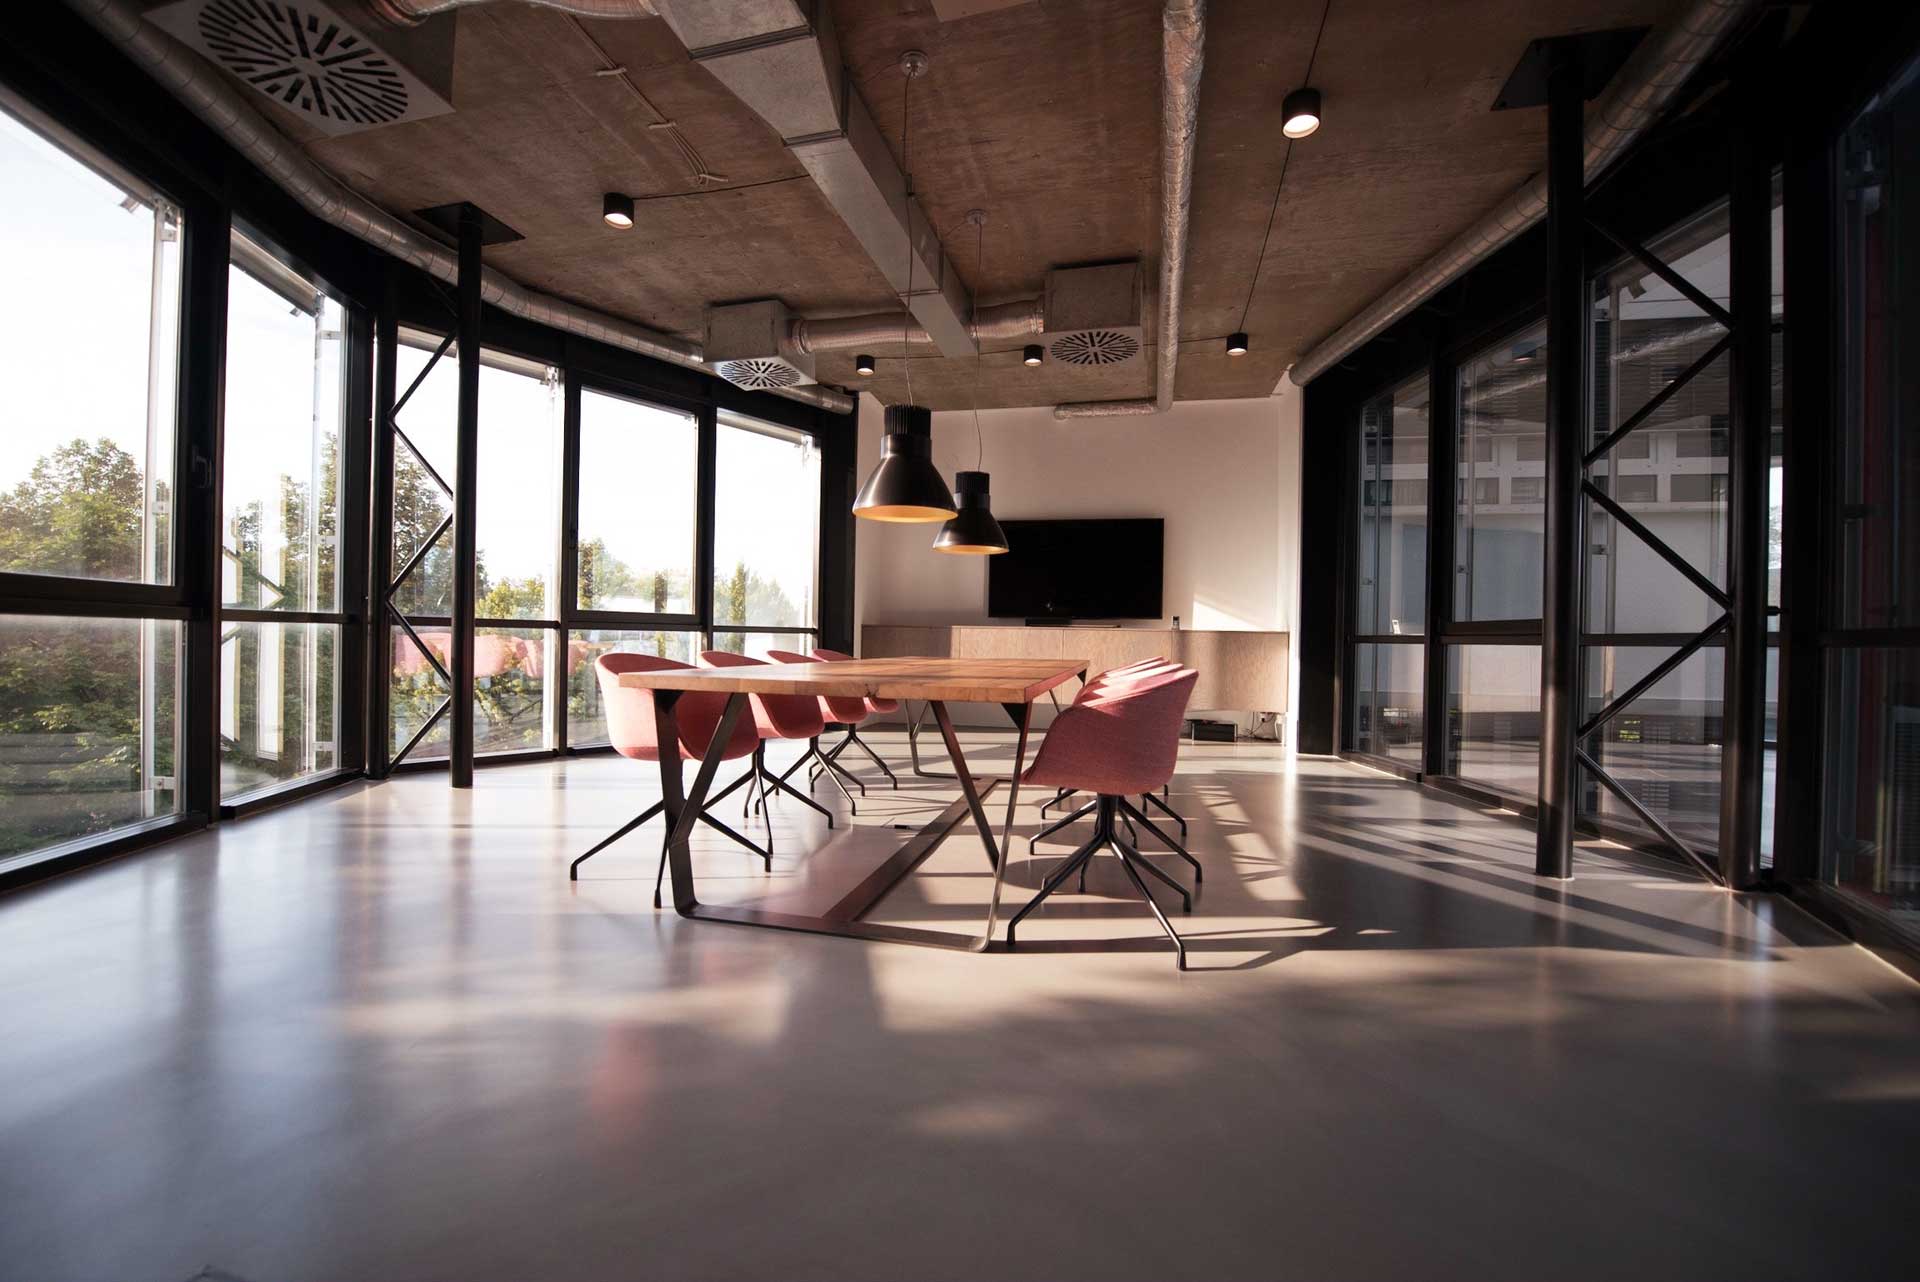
[900,67,916,408]
[1238,0,1332,333]
[971,215,985,470]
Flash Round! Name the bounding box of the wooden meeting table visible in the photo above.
[616,656,1088,950]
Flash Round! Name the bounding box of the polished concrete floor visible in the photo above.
[2,737,1917,1282]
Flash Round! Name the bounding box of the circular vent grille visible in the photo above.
[719,358,805,390]
[1050,329,1142,366]
[196,0,410,128]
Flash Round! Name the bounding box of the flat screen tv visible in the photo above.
[987,519,1163,621]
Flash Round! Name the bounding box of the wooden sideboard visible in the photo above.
[861,624,1288,714]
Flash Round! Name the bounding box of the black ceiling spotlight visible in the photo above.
[602,192,634,229]
[1282,87,1322,140]
[1513,340,1540,364]
[933,470,1009,555]
[852,404,957,523]
[1226,332,1250,356]
[1023,344,1044,366]
[856,353,876,376]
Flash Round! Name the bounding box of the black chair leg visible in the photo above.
[1112,838,1187,969]
[572,800,665,880]
[1028,798,1099,853]
[1115,837,1191,911]
[1006,832,1105,948]
[766,764,835,827]
[1118,799,1201,883]
[817,752,860,813]
[845,727,899,789]
[698,810,773,870]
[1142,788,1187,837]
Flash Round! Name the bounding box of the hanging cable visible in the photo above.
[1237,0,1333,334]
[900,65,916,408]
[971,214,986,469]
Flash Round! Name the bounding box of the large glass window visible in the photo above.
[1355,374,1429,636]
[0,99,186,867]
[711,412,820,648]
[384,338,561,761]
[0,99,181,587]
[1447,644,1541,799]
[1351,373,1428,763]
[220,232,347,800]
[567,629,701,748]
[576,390,698,616]
[1822,52,1920,945]
[1454,323,1547,621]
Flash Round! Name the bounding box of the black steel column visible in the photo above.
[450,205,482,788]
[368,287,398,778]
[1423,352,1455,778]
[1535,46,1587,879]
[1719,61,1772,887]
[178,199,231,824]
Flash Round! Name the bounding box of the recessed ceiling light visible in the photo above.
[1023,344,1044,366]
[1282,87,1321,140]
[856,353,876,376]
[1226,332,1249,356]
[602,192,634,229]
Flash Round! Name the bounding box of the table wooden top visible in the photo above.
[615,656,1089,704]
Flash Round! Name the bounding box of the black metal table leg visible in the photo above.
[653,690,749,916]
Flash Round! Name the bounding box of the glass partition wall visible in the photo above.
[1344,190,1784,865]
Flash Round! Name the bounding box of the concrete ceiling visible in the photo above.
[194,0,1684,410]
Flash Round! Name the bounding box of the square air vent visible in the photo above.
[1042,262,1145,366]
[146,0,455,135]
[705,300,817,390]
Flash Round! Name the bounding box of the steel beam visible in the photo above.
[1718,56,1773,888]
[1536,46,1587,879]
[449,203,481,788]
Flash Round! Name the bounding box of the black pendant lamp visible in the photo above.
[853,405,956,522]
[933,470,1008,555]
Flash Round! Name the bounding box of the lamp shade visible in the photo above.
[602,191,634,228]
[932,470,1008,554]
[852,405,956,522]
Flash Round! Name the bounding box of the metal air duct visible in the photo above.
[1053,0,1205,420]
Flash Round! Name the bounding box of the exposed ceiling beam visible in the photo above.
[651,0,978,358]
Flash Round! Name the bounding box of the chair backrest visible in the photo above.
[1031,665,1198,797]
[699,650,826,740]
[809,646,900,715]
[595,652,759,763]
[1076,657,1179,704]
[768,648,869,724]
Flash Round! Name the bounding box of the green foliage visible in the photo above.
[0,437,148,580]
[0,440,174,856]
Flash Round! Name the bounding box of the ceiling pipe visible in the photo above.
[365,0,655,25]
[790,298,1043,355]
[60,0,854,415]
[1286,0,1757,388]
[1053,0,1205,421]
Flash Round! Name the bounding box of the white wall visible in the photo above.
[853,382,1304,739]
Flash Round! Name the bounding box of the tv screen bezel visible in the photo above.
[987,518,1164,621]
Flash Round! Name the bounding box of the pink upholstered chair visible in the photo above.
[1034,658,1192,858]
[1007,665,1200,968]
[572,653,771,909]
[808,647,901,790]
[698,650,840,822]
[766,649,890,799]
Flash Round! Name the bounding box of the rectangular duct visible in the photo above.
[1042,263,1145,367]
[705,300,818,390]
